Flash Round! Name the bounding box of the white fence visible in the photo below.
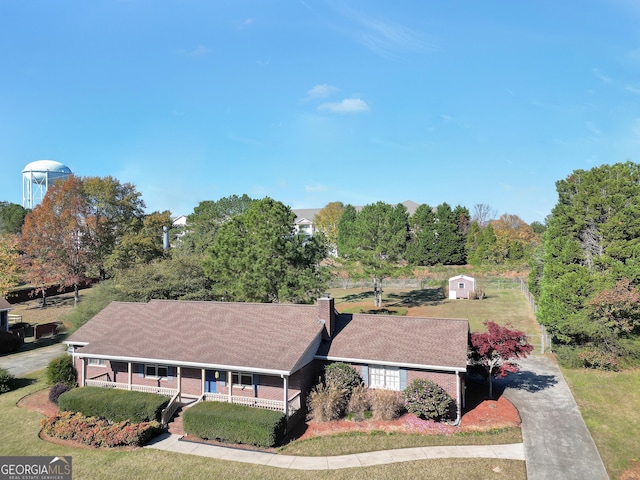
[85,379,177,397]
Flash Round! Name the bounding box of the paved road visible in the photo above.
[0,342,66,377]
[501,355,609,480]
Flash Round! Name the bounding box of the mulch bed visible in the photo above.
[18,386,520,451]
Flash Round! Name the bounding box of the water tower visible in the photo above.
[22,160,73,209]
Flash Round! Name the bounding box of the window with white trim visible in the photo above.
[231,372,253,387]
[369,366,400,390]
[458,282,465,289]
[145,364,168,379]
[87,358,107,367]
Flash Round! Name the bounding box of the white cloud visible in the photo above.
[626,85,640,94]
[592,68,611,83]
[176,45,210,57]
[333,5,432,59]
[317,98,369,113]
[305,184,328,193]
[586,121,601,135]
[307,83,339,99]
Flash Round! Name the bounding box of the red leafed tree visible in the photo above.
[21,176,93,306]
[470,321,533,398]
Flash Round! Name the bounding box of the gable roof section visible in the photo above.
[449,274,475,283]
[66,300,325,375]
[0,298,12,311]
[316,314,469,371]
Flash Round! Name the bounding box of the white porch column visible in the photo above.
[127,362,132,391]
[201,369,206,396]
[81,357,86,386]
[283,375,289,417]
[456,371,462,423]
[177,366,182,401]
[228,371,232,403]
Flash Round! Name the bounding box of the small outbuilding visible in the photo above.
[448,275,476,299]
[0,298,13,332]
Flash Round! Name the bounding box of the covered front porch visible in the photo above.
[78,358,302,417]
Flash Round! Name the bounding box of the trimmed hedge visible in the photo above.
[183,402,287,448]
[58,387,169,423]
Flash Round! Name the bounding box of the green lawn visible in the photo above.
[562,367,640,479]
[0,372,526,480]
[329,284,540,334]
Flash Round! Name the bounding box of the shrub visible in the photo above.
[307,384,344,422]
[183,402,286,448]
[370,389,403,421]
[346,384,369,421]
[41,411,161,448]
[577,347,621,371]
[0,367,15,394]
[0,331,23,354]
[49,383,70,405]
[403,379,453,420]
[324,362,362,399]
[46,355,76,388]
[57,387,169,423]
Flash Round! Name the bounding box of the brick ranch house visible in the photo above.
[64,296,470,425]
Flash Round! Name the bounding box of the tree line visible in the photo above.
[1,173,543,310]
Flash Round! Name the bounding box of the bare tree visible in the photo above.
[472,204,497,227]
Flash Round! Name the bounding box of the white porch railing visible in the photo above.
[85,379,177,397]
[287,392,301,413]
[202,392,285,412]
[160,391,182,426]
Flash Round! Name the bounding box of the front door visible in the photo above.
[205,370,216,393]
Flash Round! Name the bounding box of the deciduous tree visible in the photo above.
[0,234,21,298]
[21,177,92,305]
[314,202,344,249]
[0,202,28,235]
[469,321,533,398]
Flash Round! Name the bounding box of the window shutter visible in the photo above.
[400,369,408,390]
[218,371,226,386]
[253,374,259,396]
[138,363,143,378]
[361,365,369,387]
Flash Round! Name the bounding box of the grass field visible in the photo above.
[328,284,540,334]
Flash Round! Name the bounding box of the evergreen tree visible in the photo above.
[538,162,640,353]
[203,197,328,303]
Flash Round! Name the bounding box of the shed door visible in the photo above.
[205,370,216,393]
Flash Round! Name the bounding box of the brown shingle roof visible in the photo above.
[0,298,12,310]
[67,300,325,374]
[316,314,469,371]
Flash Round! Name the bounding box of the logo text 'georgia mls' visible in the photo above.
[0,456,72,480]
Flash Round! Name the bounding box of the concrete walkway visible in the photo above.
[501,355,609,480]
[145,433,525,470]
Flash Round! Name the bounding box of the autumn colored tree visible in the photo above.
[469,321,533,398]
[314,201,344,250]
[588,279,640,337]
[21,177,92,305]
[0,234,21,298]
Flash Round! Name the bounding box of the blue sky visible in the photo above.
[2,1,640,224]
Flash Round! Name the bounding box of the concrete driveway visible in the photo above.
[501,355,609,480]
[0,342,67,377]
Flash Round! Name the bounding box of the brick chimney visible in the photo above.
[318,293,336,338]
